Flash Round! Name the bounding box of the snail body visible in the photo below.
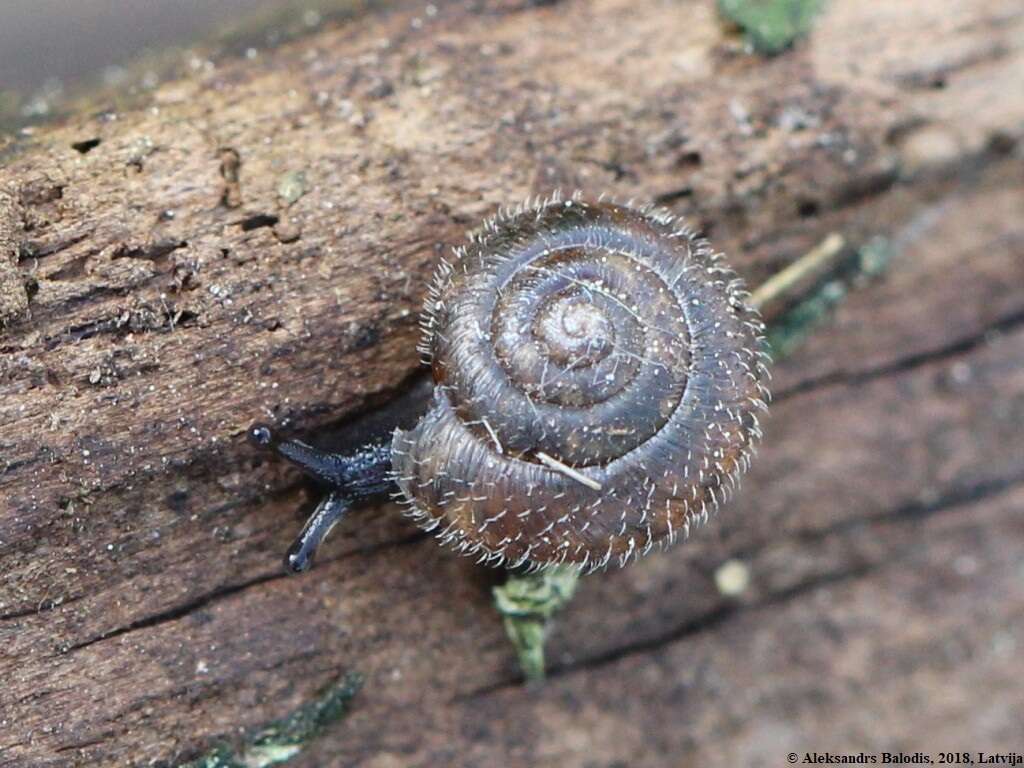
[253,195,769,573]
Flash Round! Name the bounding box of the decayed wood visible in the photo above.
[1,0,1022,765]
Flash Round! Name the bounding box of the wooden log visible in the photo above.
[1,0,1022,765]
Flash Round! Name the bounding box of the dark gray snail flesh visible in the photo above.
[251,194,770,575]
[248,425,392,572]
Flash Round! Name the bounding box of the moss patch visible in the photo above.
[180,672,363,768]
[494,567,580,681]
[718,0,826,54]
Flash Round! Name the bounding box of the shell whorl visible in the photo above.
[394,195,769,572]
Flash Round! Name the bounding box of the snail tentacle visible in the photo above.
[250,423,394,570]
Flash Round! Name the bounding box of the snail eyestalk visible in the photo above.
[249,423,355,487]
[286,492,352,573]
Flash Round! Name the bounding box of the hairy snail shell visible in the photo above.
[391,195,770,572]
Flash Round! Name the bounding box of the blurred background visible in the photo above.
[1,1,348,132]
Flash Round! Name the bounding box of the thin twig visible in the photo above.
[749,232,846,314]
[535,451,603,491]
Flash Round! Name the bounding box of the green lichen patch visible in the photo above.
[718,0,826,54]
[180,745,246,768]
[855,236,896,282]
[277,170,309,208]
[180,672,363,768]
[766,278,847,359]
[493,567,580,681]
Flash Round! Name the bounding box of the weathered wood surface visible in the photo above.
[1,0,1023,765]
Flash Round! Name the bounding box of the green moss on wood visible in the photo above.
[180,672,363,768]
[718,0,826,54]
[493,567,580,681]
[766,279,847,358]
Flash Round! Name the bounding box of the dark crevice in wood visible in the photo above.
[36,283,140,320]
[549,563,875,678]
[785,473,1024,548]
[111,239,187,263]
[18,181,63,206]
[42,301,198,348]
[70,138,102,155]
[894,41,1012,91]
[0,593,86,623]
[808,127,1010,220]
[57,529,429,653]
[796,198,820,218]
[828,165,899,210]
[238,213,279,232]
[652,186,694,205]
[775,307,1024,403]
[54,738,106,754]
[17,230,92,262]
[64,570,285,654]
[48,254,90,280]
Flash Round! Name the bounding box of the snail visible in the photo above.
[251,194,770,574]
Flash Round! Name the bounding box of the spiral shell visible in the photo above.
[392,195,769,572]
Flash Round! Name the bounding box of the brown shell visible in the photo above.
[392,195,769,572]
